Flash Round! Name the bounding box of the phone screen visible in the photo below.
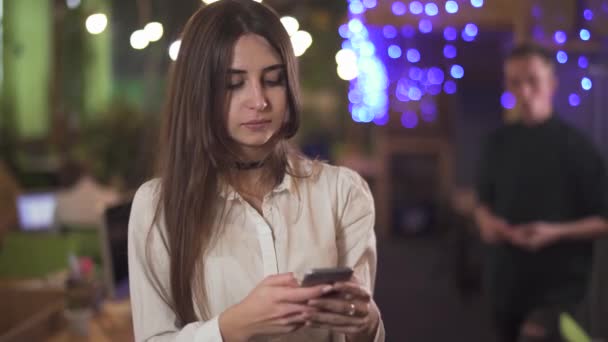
[299,267,353,287]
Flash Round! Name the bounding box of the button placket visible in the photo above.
[246,200,278,276]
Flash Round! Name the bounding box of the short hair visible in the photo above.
[506,43,554,66]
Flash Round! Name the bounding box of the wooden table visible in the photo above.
[46,300,133,342]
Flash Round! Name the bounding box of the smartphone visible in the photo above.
[298,267,354,287]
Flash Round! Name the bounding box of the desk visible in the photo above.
[47,301,133,342]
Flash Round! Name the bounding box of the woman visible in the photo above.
[128,1,384,341]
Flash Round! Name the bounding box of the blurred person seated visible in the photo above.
[56,174,120,228]
[474,44,608,342]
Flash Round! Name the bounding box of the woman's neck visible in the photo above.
[230,166,271,198]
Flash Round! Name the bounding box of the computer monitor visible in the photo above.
[100,201,132,299]
[16,192,58,232]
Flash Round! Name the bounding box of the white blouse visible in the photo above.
[128,161,385,341]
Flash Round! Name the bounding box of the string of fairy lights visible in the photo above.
[340,0,607,127]
[338,0,485,128]
[78,0,313,61]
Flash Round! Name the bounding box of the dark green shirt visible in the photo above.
[476,116,607,313]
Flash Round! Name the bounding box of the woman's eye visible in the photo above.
[264,74,285,86]
[227,78,244,89]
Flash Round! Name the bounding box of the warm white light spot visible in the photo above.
[169,40,181,61]
[291,30,313,57]
[280,16,300,36]
[335,49,357,65]
[86,13,108,35]
[144,22,164,42]
[337,64,359,81]
[130,30,149,50]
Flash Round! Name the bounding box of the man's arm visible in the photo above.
[474,204,513,244]
[516,217,608,251]
[552,216,608,240]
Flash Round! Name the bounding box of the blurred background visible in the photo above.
[1,0,607,341]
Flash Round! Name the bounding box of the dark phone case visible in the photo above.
[299,267,354,287]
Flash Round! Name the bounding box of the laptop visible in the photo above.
[99,201,132,300]
[16,192,58,232]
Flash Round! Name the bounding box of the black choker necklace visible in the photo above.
[235,160,265,170]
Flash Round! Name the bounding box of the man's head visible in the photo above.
[504,44,558,125]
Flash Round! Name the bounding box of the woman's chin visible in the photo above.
[234,138,275,156]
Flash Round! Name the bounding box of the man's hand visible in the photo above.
[479,215,513,244]
[511,222,562,252]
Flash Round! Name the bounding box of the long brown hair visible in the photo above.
[149,0,302,325]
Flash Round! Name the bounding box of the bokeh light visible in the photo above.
[445,1,459,14]
[401,111,419,128]
[581,77,592,91]
[501,92,516,109]
[450,65,464,79]
[569,93,580,107]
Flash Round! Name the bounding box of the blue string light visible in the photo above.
[581,77,592,91]
[425,3,439,16]
[373,113,389,125]
[388,45,402,58]
[470,0,484,8]
[443,80,457,94]
[396,78,411,102]
[501,92,516,109]
[554,30,567,44]
[450,65,464,79]
[427,84,442,96]
[445,1,459,14]
[349,1,365,15]
[583,9,593,21]
[348,18,363,33]
[392,1,407,15]
[578,56,589,69]
[569,93,580,107]
[444,26,458,41]
[341,0,480,126]
[342,1,389,124]
[408,87,422,101]
[401,110,419,128]
[406,48,421,63]
[383,25,397,39]
[462,28,475,42]
[427,67,445,85]
[556,50,568,64]
[419,19,433,33]
[421,99,438,122]
[348,89,363,104]
[409,1,423,15]
[362,0,377,9]
[409,67,423,80]
[530,2,596,108]
[465,23,478,37]
[443,44,457,59]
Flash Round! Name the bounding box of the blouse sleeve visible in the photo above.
[335,168,385,342]
[128,181,224,342]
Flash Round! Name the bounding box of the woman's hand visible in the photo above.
[219,273,333,342]
[305,278,380,340]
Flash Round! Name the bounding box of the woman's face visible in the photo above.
[225,33,288,161]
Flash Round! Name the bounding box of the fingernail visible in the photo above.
[309,299,318,305]
[322,285,333,293]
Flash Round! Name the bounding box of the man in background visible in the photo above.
[474,44,608,341]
